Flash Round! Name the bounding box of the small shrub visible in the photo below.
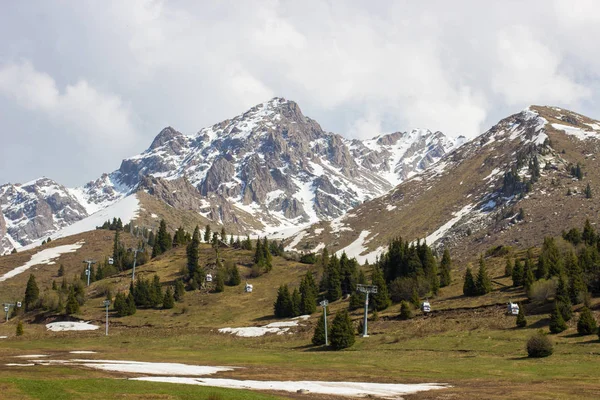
[16,320,24,336]
[527,330,553,358]
[527,279,556,304]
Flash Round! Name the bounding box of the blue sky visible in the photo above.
[1,0,599,186]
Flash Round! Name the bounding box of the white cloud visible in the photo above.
[0,61,139,148]
[1,1,600,185]
[491,26,590,106]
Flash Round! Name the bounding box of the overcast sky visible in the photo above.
[1,0,599,187]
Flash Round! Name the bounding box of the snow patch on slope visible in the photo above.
[424,204,474,245]
[0,241,84,282]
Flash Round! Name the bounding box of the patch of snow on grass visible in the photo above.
[386,204,396,211]
[132,377,448,398]
[6,363,35,367]
[15,355,49,358]
[424,204,474,245]
[0,242,84,282]
[69,351,97,354]
[219,316,310,338]
[75,360,233,376]
[314,228,324,235]
[46,321,100,332]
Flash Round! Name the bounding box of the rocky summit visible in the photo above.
[0,98,460,254]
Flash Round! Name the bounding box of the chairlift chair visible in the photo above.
[421,301,431,313]
[245,283,253,293]
[206,274,213,283]
[507,302,519,316]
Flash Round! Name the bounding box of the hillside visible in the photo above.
[2,219,600,399]
[286,106,600,263]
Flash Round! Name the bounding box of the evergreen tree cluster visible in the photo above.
[463,256,493,296]
[113,291,137,317]
[570,162,584,180]
[274,271,318,318]
[376,238,446,308]
[319,250,363,304]
[130,275,165,308]
[97,217,124,231]
[253,237,273,274]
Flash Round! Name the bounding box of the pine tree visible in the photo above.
[299,271,317,315]
[582,219,596,246]
[291,288,301,317]
[65,287,80,315]
[516,304,527,328]
[220,227,227,241]
[439,249,452,287]
[214,269,225,293]
[348,270,367,311]
[326,255,342,302]
[16,320,24,336]
[577,307,597,335]
[126,293,136,315]
[152,220,172,258]
[512,259,524,287]
[556,274,573,321]
[505,257,513,277]
[399,301,413,320]
[312,311,328,346]
[330,310,355,350]
[57,264,65,277]
[585,183,592,198]
[150,275,163,308]
[11,248,17,254]
[476,255,492,295]
[370,266,391,311]
[174,279,185,302]
[24,274,40,311]
[113,292,132,317]
[204,225,212,243]
[463,267,476,296]
[163,287,175,309]
[523,258,535,293]
[274,284,292,318]
[52,280,57,290]
[227,262,241,286]
[549,302,567,334]
[187,226,200,278]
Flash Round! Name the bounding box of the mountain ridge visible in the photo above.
[0,97,461,254]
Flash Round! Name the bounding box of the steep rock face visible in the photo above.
[106,97,458,233]
[0,178,88,253]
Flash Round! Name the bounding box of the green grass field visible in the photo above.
[1,239,600,399]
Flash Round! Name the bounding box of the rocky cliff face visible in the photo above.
[104,98,460,233]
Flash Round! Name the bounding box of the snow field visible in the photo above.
[46,321,100,332]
